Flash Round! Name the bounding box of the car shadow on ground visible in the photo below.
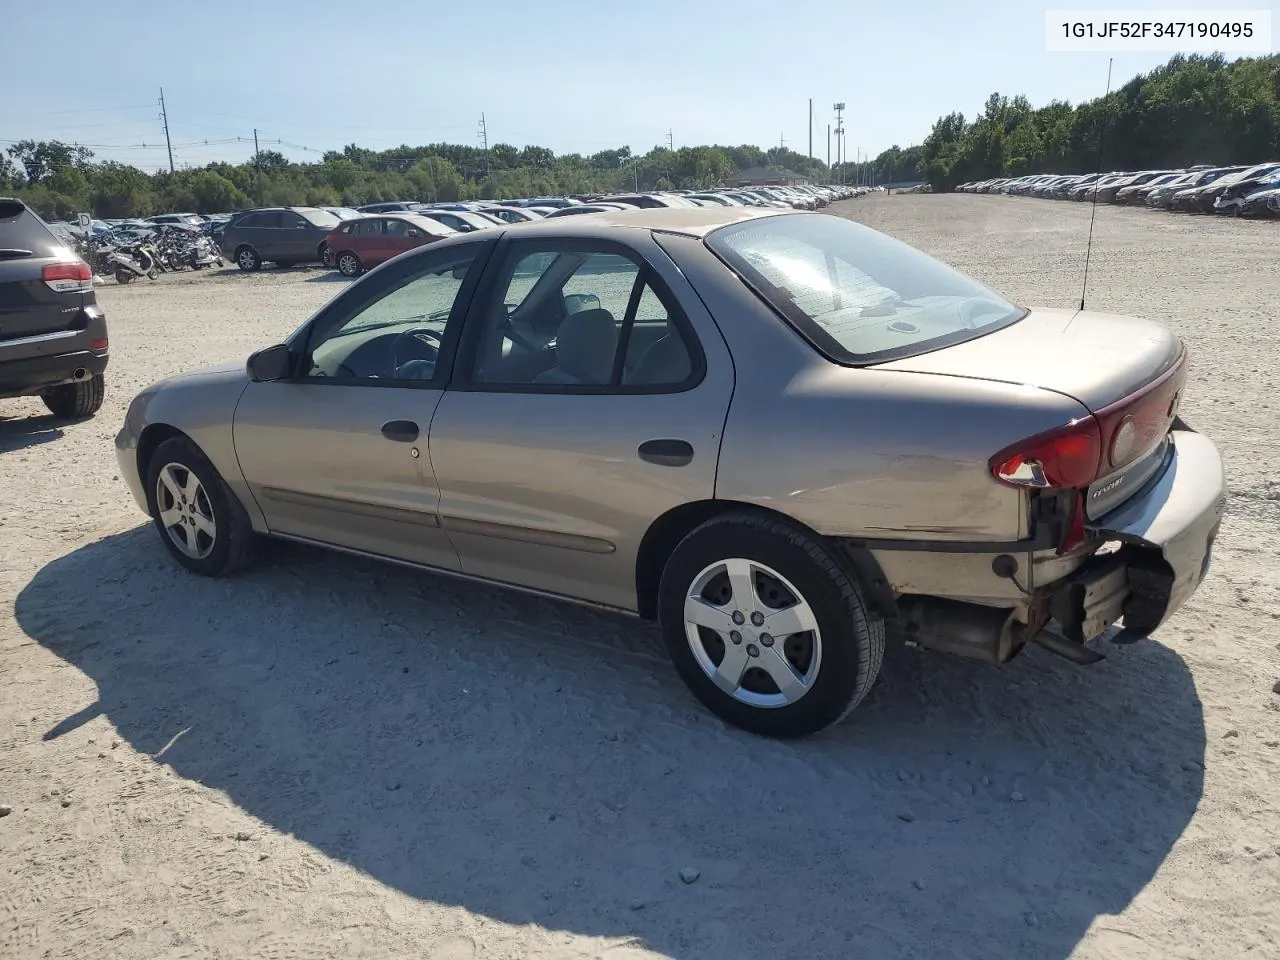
[17,528,1206,960]
[0,413,70,454]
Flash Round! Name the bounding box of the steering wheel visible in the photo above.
[389,328,442,379]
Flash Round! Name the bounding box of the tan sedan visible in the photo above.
[115,207,1226,738]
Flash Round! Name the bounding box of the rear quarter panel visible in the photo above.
[660,232,1094,603]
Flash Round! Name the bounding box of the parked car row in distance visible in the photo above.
[218,184,869,275]
[955,163,1280,217]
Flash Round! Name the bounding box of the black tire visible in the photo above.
[657,511,884,738]
[144,435,257,577]
[320,243,334,268]
[41,373,105,419]
[235,246,261,271]
[336,251,362,277]
[115,268,133,284]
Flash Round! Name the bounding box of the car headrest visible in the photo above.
[554,308,617,384]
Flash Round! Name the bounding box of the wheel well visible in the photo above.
[234,244,257,257]
[136,423,188,491]
[633,500,894,620]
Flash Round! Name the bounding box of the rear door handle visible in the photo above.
[638,438,694,467]
[381,419,419,443]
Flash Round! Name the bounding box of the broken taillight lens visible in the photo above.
[989,418,1103,489]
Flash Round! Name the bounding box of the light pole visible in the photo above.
[833,102,845,185]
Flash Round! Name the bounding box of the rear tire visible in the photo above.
[145,436,257,577]
[657,511,884,738]
[41,373,105,419]
[235,246,261,271]
[337,251,362,277]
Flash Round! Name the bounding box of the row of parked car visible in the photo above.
[217,184,869,276]
[955,163,1280,216]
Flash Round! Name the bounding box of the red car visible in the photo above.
[325,213,456,276]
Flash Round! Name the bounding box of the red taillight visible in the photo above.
[90,338,108,351]
[42,260,93,292]
[989,418,1102,489]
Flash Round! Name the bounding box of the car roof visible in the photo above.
[437,204,791,243]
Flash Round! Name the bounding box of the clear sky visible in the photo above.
[2,0,1272,171]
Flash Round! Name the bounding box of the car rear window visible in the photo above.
[302,210,341,228]
[705,213,1025,365]
[0,200,65,257]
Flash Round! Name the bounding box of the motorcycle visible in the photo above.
[108,242,160,284]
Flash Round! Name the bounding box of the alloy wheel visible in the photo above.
[155,462,217,560]
[683,558,822,708]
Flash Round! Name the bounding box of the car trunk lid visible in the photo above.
[878,308,1187,520]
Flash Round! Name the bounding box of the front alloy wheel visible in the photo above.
[145,436,257,577]
[155,462,217,560]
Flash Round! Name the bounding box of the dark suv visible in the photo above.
[219,206,343,271]
[0,198,108,418]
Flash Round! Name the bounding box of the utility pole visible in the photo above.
[780,132,785,151]
[478,113,490,177]
[808,98,813,158]
[158,87,175,173]
[666,129,673,151]
[827,125,831,173]
[253,128,261,204]
[833,102,845,185]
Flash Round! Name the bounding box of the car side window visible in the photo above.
[280,212,306,229]
[385,219,408,238]
[357,219,383,237]
[303,249,479,384]
[466,243,696,391]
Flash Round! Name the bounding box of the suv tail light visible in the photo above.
[43,260,93,293]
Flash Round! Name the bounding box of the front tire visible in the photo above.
[658,511,884,738]
[41,373,105,419]
[320,243,334,267]
[145,436,257,577]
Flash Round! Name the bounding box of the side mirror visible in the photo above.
[451,264,468,280]
[247,344,292,382]
[564,293,601,315]
[407,229,421,238]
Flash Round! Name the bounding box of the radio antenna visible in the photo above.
[1079,57,1114,312]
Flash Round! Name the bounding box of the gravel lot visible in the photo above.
[1,194,1277,960]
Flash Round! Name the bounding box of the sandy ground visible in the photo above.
[1,195,1278,960]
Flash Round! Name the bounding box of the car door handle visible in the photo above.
[381,419,419,443]
[638,438,694,467]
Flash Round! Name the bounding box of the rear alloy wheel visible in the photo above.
[145,436,256,577]
[41,373,105,419]
[658,511,884,738]
[235,246,261,271]
[337,252,362,277]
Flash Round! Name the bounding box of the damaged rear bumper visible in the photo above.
[1049,429,1226,644]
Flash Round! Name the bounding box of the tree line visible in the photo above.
[902,53,1280,192]
[0,137,833,220]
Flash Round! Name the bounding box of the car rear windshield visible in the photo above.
[302,209,341,227]
[705,213,1025,365]
[0,200,65,257]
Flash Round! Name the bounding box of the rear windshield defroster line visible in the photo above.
[704,213,1027,366]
